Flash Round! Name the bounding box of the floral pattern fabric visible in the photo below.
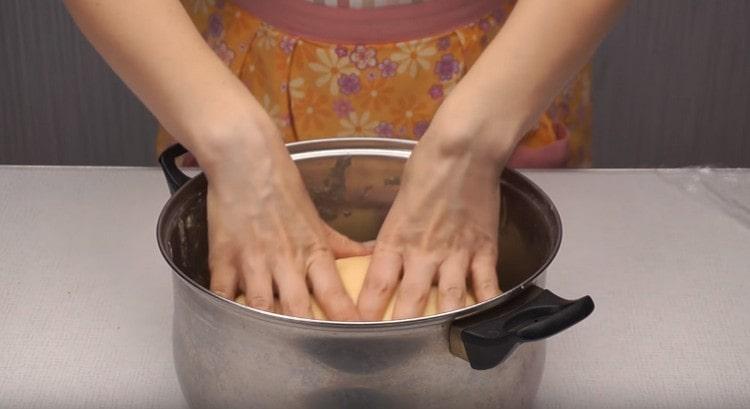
[157,0,593,167]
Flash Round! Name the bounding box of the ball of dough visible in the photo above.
[235,255,477,321]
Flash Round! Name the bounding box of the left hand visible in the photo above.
[357,109,518,320]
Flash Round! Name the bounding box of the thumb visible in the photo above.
[323,224,375,258]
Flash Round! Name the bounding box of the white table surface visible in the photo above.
[1,167,749,409]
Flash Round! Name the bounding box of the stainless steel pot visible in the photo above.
[156,138,594,409]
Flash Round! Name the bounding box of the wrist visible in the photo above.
[409,126,506,193]
[180,106,281,174]
[423,102,528,167]
[424,69,546,164]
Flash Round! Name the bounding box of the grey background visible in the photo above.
[1,0,748,167]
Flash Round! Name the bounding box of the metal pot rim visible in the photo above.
[156,137,562,329]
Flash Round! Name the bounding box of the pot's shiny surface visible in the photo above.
[158,138,564,409]
[172,274,546,409]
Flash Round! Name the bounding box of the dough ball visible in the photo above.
[235,255,478,321]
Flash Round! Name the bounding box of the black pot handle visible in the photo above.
[158,144,191,194]
[450,287,594,370]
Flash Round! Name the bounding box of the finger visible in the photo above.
[239,256,274,311]
[471,246,502,301]
[273,261,313,319]
[392,255,438,320]
[308,254,360,321]
[323,224,374,258]
[437,251,470,313]
[357,248,402,321]
[209,258,239,301]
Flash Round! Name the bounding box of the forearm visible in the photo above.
[433,0,628,159]
[64,0,273,163]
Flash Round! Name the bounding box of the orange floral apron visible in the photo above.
[157,0,592,167]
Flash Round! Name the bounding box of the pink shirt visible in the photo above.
[236,0,496,43]
[308,0,426,8]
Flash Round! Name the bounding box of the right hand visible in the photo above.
[196,119,371,321]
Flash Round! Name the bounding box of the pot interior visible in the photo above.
[158,143,560,304]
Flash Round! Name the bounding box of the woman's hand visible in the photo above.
[357,100,519,320]
[200,118,371,321]
[66,0,372,321]
[356,0,628,320]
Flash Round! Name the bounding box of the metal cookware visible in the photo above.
[156,138,593,409]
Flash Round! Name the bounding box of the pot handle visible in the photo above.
[158,144,191,194]
[450,287,594,370]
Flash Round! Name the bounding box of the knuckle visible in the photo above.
[476,245,499,261]
[439,285,465,300]
[316,285,345,302]
[282,299,310,316]
[305,250,334,273]
[210,277,235,295]
[209,245,235,266]
[211,288,231,299]
[209,259,233,275]
[308,245,334,261]
[399,283,429,305]
[475,278,499,293]
[247,295,273,310]
[365,276,397,297]
[327,301,359,321]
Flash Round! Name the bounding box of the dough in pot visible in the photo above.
[235,255,478,321]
